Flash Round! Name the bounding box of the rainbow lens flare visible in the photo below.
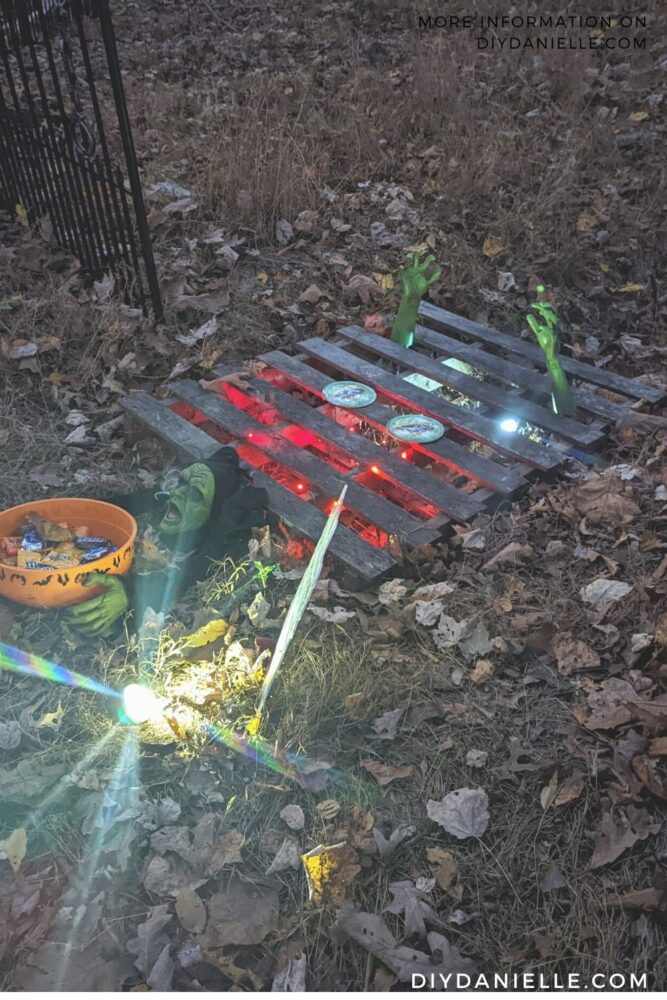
[0,641,121,699]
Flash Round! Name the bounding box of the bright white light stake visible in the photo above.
[122,683,168,724]
[500,416,519,433]
[256,485,348,717]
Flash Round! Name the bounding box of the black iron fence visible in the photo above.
[0,0,162,318]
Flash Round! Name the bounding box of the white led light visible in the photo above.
[500,417,519,433]
[122,684,167,724]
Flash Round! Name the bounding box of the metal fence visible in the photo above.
[0,0,162,318]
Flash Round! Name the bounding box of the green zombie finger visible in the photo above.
[392,251,443,348]
[526,286,576,418]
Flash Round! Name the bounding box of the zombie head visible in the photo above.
[159,463,216,535]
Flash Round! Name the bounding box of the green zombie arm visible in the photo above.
[526,289,576,418]
[391,252,442,348]
[65,572,129,637]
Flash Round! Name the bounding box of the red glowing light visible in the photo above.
[371,465,380,474]
[296,482,305,491]
[401,450,408,459]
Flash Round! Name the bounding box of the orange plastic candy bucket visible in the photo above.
[0,498,137,609]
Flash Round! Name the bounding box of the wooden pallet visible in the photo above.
[121,303,664,583]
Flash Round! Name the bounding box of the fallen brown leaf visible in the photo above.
[553,773,586,806]
[426,847,462,899]
[470,659,494,684]
[483,543,534,571]
[551,632,601,675]
[360,759,414,786]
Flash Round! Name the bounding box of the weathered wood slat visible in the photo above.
[170,380,442,546]
[238,374,482,522]
[338,326,602,447]
[419,301,665,404]
[249,470,397,580]
[122,391,219,459]
[253,352,527,495]
[299,337,560,471]
[412,324,626,425]
[120,391,394,580]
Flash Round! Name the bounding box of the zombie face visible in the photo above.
[159,463,215,536]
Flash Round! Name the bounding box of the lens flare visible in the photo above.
[121,683,167,724]
[499,416,519,433]
[0,641,120,698]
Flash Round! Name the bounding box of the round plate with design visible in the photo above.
[387,414,445,443]
[322,381,377,408]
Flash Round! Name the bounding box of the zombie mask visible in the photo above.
[159,463,215,535]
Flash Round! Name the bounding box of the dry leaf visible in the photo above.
[202,881,279,946]
[280,804,305,830]
[426,847,460,897]
[207,830,244,872]
[335,904,478,982]
[580,579,633,613]
[184,618,229,649]
[458,621,493,661]
[427,788,489,839]
[542,864,566,892]
[0,721,22,750]
[372,272,395,292]
[360,759,414,786]
[372,825,415,859]
[37,703,65,729]
[576,210,598,234]
[433,615,468,650]
[347,805,375,851]
[584,678,635,730]
[363,313,387,333]
[308,605,355,623]
[648,737,667,758]
[344,692,369,718]
[343,274,383,305]
[0,827,27,873]
[482,236,507,258]
[564,474,640,527]
[385,880,442,936]
[175,888,207,934]
[412,581,456,601]
[266,838,301,875]
[483,543,534,571]
[371,708,402,740]
[466,749,488,769]
[299,283,328,304]
[413,599,446,627]
[590,808,660,869]
[540,772,559,810]
[613,282,645,293]
[629,110,649,122]
[301,842,360,905]
[377,578,408,605]
[272,953,307,992]
[553,773,585,806]
[470,659,494,685]
[551,632,601,675]
[127,905,173,981]
[316,799,341,820]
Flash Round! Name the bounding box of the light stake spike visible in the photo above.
[250,485,348,731]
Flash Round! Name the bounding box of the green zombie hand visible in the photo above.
[65,572,128,637]
[391,252,442,348]
[526,286,576,418]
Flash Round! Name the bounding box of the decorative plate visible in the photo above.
[322,381,377,408]
[387,414,445,443]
